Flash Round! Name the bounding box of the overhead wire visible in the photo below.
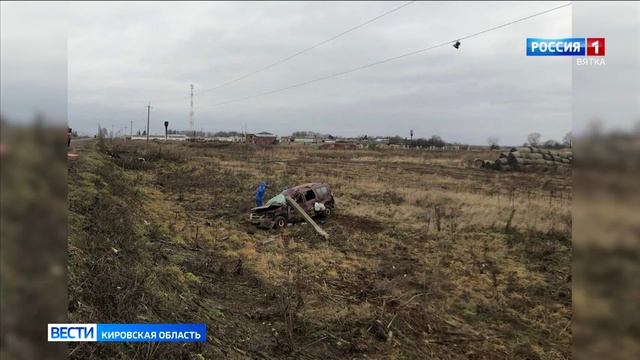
[199,2,572,108]
[110,1,416,106]
[196,1,416,95]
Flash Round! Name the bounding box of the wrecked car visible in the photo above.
[249,183,335,229]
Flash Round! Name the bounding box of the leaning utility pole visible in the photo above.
[145,103,152,143]
[130,119,133,138]
[189,84,194,138]
[285,196,329,240]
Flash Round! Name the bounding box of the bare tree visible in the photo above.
[487,136,500,150]
[543,139,562,149]
[562,132,573,148]
[527,132,542,147]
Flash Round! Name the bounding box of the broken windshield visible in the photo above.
[265,193,286,206]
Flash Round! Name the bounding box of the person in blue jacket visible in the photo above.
[254,181,268,207]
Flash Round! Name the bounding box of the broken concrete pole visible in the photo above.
[285,196,329,240]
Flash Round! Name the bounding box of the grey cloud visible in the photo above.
[9,2,628,145]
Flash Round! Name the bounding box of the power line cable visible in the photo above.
[201,2,572,108]
[197,1,416,95]
[109,1,415,106]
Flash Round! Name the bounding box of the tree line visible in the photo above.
[487,132,573,149]
[387,135,449,148]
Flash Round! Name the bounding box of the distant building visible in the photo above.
[214,136,243,142]
[248,131,277,145]
[292,137,316,145]
[131,134,187,141]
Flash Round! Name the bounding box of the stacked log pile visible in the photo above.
[480,147,572,172]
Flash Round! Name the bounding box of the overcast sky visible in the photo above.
[3,2,636,145]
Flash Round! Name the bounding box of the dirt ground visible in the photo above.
[67,139,571,359]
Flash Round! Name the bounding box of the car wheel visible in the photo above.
[325,207,332,216]
[273,216,286,229]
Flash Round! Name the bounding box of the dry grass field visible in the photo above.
[68,139,571,359]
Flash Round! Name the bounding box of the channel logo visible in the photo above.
[586,37,605,56]
[48,323,206,342]
[526,38,605,56]
[48,324,96,342]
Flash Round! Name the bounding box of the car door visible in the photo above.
[302,189,318,215]
[288,192,307,221]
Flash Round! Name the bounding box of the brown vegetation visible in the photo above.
[68,139,571,359]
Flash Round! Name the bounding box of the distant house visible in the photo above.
[214,136,243,142]
[292,137,316,145]
[249,131,278,145]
